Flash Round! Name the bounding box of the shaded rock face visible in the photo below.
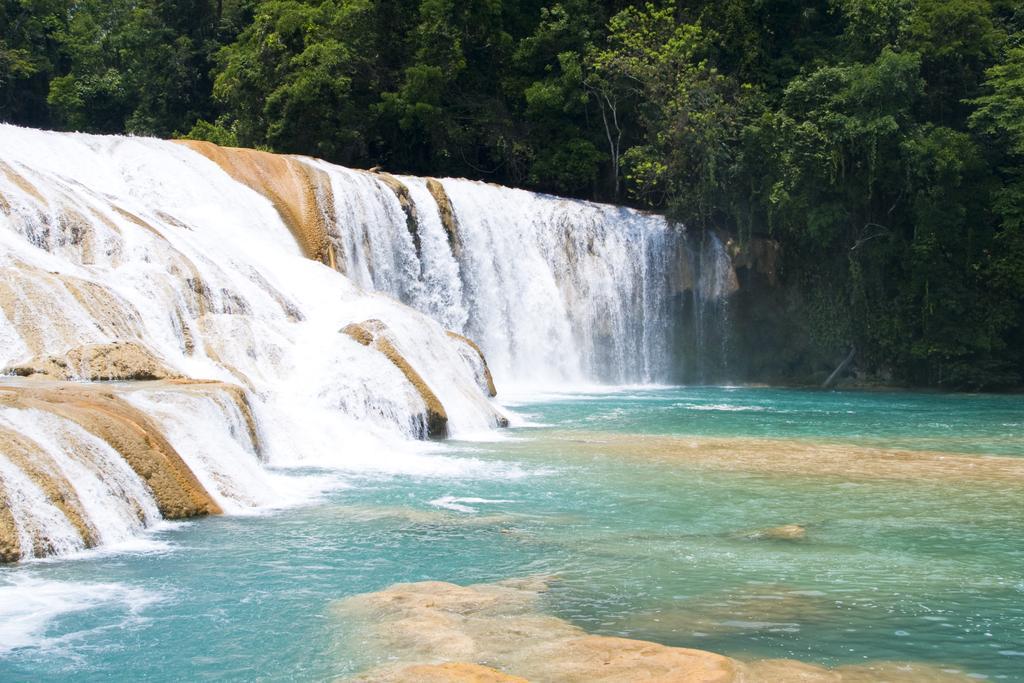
[725,235,781,288]
[342,320,449,439]
[5,342,182,381]
[716,232,858,385]
[335,577,974,683]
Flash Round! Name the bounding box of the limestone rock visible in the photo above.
[0,422,96,553]
[178,140,342,269]
[341,320,448,439]
[0,478,21,562]
[334,578,737,683]
[426,178,462,259]
[352,662,527,683]
[372,172,421,258]
[0,379,222,526]
[746,524,807,542]
[446,331,498,398]
[6,342,182,381]
[335,577,975,683]
[556,432,1024,484]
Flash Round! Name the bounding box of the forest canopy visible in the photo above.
[2,0,1023,388]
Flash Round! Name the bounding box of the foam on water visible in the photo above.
[0,575,161,655]
[428,496,517,513]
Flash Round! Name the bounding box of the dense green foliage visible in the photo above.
[3,0,1022,387]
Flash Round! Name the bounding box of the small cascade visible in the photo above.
[122,388,275,513]
[0,405,162,560]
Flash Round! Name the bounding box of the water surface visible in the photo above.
[1,387,1021,681]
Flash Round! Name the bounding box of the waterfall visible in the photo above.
[307,167,734,387]
[0,125,736,561]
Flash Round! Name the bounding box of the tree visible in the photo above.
[511,1,604,195]
[209,1,379,160]
[1,0,70,126]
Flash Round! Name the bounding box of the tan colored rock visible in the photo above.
[164,378,264,459]
[0,261,146,358]
[446,331,498,398]
[371,172,421,258]
[746,524,807,541]
[178,140,340,269]
[342,320,448,439]
[0,422,96,552]
[335,577,974,683]
[352,662,527,683]
[334,578,737,683]
[6,342,181,381]
[0,379,221,522]
[551,432,1024,485]
[0,377,260,562]
[0,477,18,562]
[0,159,46,204]
[426,178,462,259]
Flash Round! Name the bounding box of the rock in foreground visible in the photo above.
[334,578,973,682]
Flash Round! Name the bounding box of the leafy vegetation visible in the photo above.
[2,0,1022,387]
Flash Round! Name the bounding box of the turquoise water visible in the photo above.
[513,386,1024,455]
[1,388,1022,681]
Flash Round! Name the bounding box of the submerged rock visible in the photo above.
[746,524,807,541]
[552,432,1024,484]
[621,583,833,641]
[342,320,449,439]
[6,341,182,381]
[334,577,974,682]
[354,662,527,683]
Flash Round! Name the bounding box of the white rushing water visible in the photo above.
[0,125,734,560]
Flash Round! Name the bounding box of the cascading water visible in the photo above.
[309,168,736,387]
[0,124,736,561]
